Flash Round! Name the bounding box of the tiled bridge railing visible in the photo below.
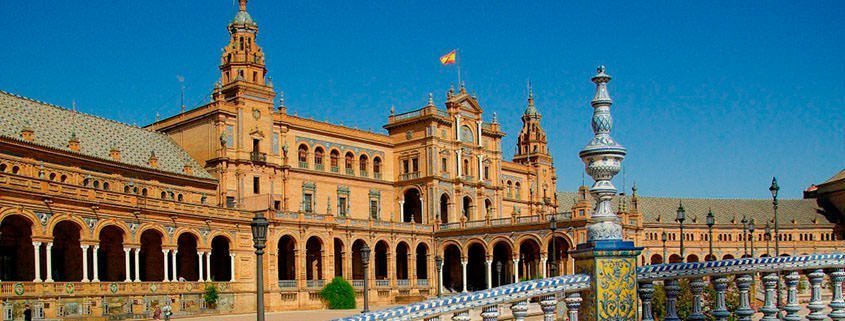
[334,253,845,321]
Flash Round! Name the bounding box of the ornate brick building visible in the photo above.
[0,1,841,319]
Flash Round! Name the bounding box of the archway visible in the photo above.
[334,238,344,278]
[278,235,297,282]
[351,240,367,281]
[374,241,388,281]
[210,236,231,281]
[466,243,487,291]
[650,254,664,265]
[492,241,513,287]
[723,254,736,260]
[668,254,683,263]
[439,194,450,223]
[462,196,472,220]
[0,215,34,281]
[139,230,163,281]
[484,199,493,218]
[415,243,428,282]
[547,236,570,276]
[443,244,462,293]
[306,236,323,281]
[177,233,199,281]
[396,242,409,281]
[518,239,541,281]
[686,254,700,263]
[53,221,83,281]
[704,254,717,261]
[98,226,126,282]
[403,189,422,223]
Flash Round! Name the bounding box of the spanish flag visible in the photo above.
[440,50,457,65]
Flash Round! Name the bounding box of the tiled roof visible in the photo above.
[557,190,830,225]
[823,169,845,185]
[0,90,213,180]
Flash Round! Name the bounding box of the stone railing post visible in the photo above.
[539,295,557,321]
[807,269,826,321]
[712,276,730,321]
[829,268,845,321]
[760,273,779,321]
[664,279,681,321]
[480,305,499,321]
[689,277,706,321]
[450,310,469,321]
[565,292,581,321]
[783,271,801,321]
[511,300,528,321]
[638,281,655,321]
[736,274,754,321]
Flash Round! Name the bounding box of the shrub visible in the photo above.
[204,284,219,308]
[321,277,356,309]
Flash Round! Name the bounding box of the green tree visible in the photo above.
[204,284,219,309]
[321,277,356,309]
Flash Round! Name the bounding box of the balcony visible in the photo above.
[278,280,297,289]
[416,279,428,287]
[298,161,308,169]
[375,280,390,287]
[352,280,365,288]
[346,168,355,175]
[397,279,410,287]
[250,151,267,163]
[331,166,339,173]
[306,280,324,288]
[400,172,420,180]
[359,170,368,178]
[315,163,324,171]
[374,172,382,180]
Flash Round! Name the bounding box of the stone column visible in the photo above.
[123,248,132,282]
[32,241,42,282]
[197,252,205,282]
[81,245,90,282]
[541,255,547,279]
[398,201,405,222]
[513,258,519,283]
[45,242,54,282]
[92,245,100,282]
[163,249,170,282]
[460,260,467,293]
[133,248,141,282]
[485,259,492,289]
[438,259,444,294]
[205,251,212,282]
[230,253,236,282]
[172,250,178,281]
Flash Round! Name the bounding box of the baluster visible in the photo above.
[565,293,581,321]
[760,273,779,321]
[807,269,825,321]
[539,295,557,321]
[664,279,681,321]
[511,300,528,321]
[638,281,655,321]
[711,275,731,321]
[830,268,845,321]
[425,317,441,321]
[480,305,499,321]
[735,274,754,321]
[783,271,801,321]
[689,277,706,321]
[451,310,470,321]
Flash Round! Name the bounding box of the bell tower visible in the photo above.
[218,0,273,98]
[513,84,551,165]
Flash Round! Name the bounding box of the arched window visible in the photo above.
[298,144,308,168]
[359,155,369,176]
[506,181,513,198]
[314,147,324,170]
[373,157,382,179]
[514,182,522,200]
[460,125,474,143]
[345,152,354,174]
[462,159,470,177]
[330,150,340,172]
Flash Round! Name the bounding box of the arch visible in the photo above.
[374,240,389,281]
[344,152,355,173]
[351,239,368,281]
[518,238,541,281]
[395,241,410,280]
[314,147,325,170]
[135,224,170,245]
[0,208,40,238]
[704,254,717,261]
[173,228,204,248]
[442,243,463,293]
[723,254,736,260]
[514,182,522,200]
[139,229,164,281]
[463,238,488,254]
[305,236,324,281]
[515,234,544,254]
[298,144,309,166]
[546,235,571,276]
[0,214,35,281]
[668,254,683,263]
[333,238,344,278]
[44,215,88,242]
[53,220,83,281]
[359,154,369,176]
[415,242,429,281]
[506,181,514,198]
[462,196,473,220]
[373,157,382,177]
[650,254,664,265]
[176,233,200,281]
[210,235,231,281]
[466,242,487,291]
[329,149,341,171]
[97,225,126,281]
[439,193,450,223]
[491,241,513,287]
[92,220,130,243]
[403,188,422,223]
[278,235,297,281]
[686,254,700,263]
[487,237,515,256]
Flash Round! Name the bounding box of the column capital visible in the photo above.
[46,242,53,247]
[123,248,131,253]
[32,241,42,246]
[81,244,90,249]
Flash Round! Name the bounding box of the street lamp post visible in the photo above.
[676,202,686,260]
[770,177,782,313]
[434,255,443,298]
[361,244,371,313]
[741,215,749,257]
[661,231,668,263]
[549,215,558,277]
[748,219,756,257]
[706,209,715,261]
[764,223,771,257]
[250,212,269,321]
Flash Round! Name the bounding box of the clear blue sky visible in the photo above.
[1,1,843,199]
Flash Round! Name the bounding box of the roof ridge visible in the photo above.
[0,89,145,130]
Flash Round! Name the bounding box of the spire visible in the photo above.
[523,80,540,117]
[239,0,248,11]
[427,92,434,106]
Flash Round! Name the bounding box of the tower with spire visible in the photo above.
[218,0,274,102]
[513,83,551,166]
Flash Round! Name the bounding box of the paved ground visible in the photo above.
[177,307,390,321]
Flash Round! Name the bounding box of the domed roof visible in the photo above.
[232,10,255,26]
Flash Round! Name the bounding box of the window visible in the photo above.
[412,158,419,172]
[359,155,368,175]
[338,197,348,217]
[253,139,260,153]
[373,157,382,178]
[463,159,470,176]
[484,166,490,180]
[330,150,340,171]
[226,196,236,208]
[345,152,354,174]
[441,158,447,172]
[314,148,324,167]
[370,200,379,220]
[403,160,410,174]
[303,194,313,213]
[253,177,260,194]
[298,144,308,166]
[274,200,281,210]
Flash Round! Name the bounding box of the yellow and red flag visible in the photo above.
[440,50,457,65]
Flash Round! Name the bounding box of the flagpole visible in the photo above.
[457,48,462,87]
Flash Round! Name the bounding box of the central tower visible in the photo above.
[217,0,274,101]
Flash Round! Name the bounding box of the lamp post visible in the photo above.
[495,261,503,287]
[250,212,269,321]
[361,244,371,313]
[549,215,558,277]
[434,255,442,298]
[769,177,782,313]
[748,219,756,257]
[764,223,771,257]
[741,215,748,257]
[706,209,715,261]
[661,231,668,263]
[676,202,686,260]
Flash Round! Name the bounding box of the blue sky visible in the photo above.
[1,1,843,199]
